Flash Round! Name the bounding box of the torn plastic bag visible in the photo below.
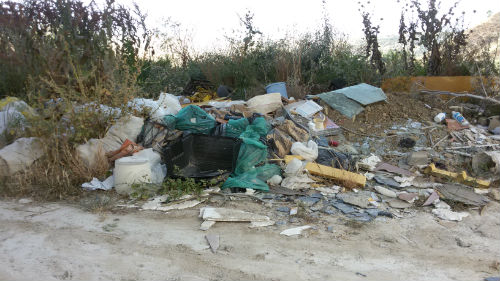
[174,105,216,135]
[222,164,281,191]
[163,134,241,178]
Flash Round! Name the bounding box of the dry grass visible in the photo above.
[1,139,110,200]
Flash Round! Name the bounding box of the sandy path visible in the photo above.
[0,199,499,281]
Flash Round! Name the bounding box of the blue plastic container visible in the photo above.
[265,82,288,98]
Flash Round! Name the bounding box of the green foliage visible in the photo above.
[0,0,151,102]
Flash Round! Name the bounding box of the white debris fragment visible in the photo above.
[280,225,312,236]
[141,195,202,211]
[358,154,381,171]
[432,209,469,221]
[82,176,114,191]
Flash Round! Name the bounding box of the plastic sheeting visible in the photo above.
[316,83,387,118]
[316,91,365,118]
[333,83,387,105]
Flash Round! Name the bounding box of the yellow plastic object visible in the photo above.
[304,162,366,188]
[284,155,304,164]
[424,163,490,188]
[381,76,497,95]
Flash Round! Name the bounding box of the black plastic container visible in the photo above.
[163,134,241,178]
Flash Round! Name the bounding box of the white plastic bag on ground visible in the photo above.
[81,176,114,191]
[281,174,315,190]
[267,175,283,185]
[284,158,304,175]
[291,140,318,161]
[0,137,44,176]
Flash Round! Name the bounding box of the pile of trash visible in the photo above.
[2,81,500,232]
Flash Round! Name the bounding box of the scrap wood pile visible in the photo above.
[1,81,500,232]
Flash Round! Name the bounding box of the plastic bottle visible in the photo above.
[452,111,469,126]
[434,112,446,123]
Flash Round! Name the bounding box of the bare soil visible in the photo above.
[1,199,499,281]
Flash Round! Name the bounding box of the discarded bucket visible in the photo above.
[265,82,288,98]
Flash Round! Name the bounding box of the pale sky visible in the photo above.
[117,0,499,50]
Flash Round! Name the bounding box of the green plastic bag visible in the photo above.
[222,117,280,191]
[222,164,281,191]
[161,115,177,130]
[233,137,267,175]
[174,105,216,135]
[224,118,249,138]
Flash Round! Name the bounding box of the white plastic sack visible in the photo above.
[0,137,44,176]
[246,93,283,115]
[128,93,181,121]
[76,115,144,167]
[291,140,318,161]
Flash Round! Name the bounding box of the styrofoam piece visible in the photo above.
[295,100,322,118]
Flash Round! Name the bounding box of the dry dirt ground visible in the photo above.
[1,199,499,281]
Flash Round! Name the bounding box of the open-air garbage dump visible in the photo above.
[1,0,500,280]
[2,80,500,279]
